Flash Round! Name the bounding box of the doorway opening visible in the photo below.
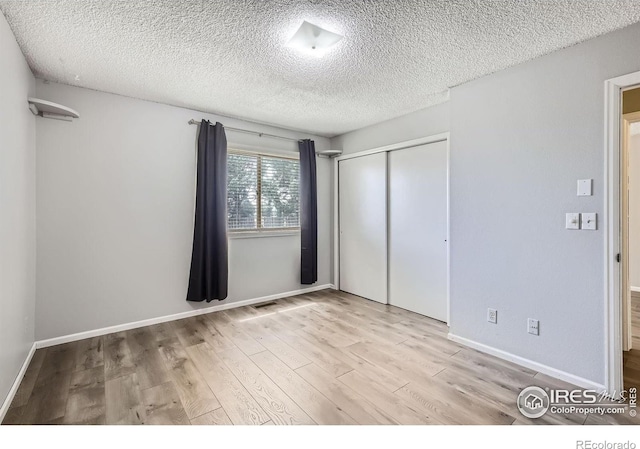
[621,87,640,390]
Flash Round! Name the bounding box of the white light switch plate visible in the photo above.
[577,179,592,196]
[528,318,539,336]
[566,213,580,230]
[581,213,597,230]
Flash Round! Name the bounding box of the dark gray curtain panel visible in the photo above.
[299,139,318,285]
[187,120,228,302]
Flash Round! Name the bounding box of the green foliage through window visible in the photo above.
[227,151,300,231]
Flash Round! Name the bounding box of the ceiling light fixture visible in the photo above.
[286,21,343,56]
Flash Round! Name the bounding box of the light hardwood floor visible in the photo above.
[3,289,638,425]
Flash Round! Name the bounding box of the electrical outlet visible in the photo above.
[528,318,539,336]
[487,308,497,324]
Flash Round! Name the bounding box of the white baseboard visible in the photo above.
[0,342,37,424]
[631,286,640,293]
[36,284,335,349]
[447,333,606,393]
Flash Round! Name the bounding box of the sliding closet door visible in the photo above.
[389,141,448,322]
[339,153,387,304]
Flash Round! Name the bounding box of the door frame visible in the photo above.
[333,132,451,324]
[604,71,640,397]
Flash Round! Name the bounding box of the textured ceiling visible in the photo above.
[2,1,640,137]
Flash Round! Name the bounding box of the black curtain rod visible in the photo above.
[188,119,302,143]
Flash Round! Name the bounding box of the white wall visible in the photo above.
[448,21,640,387]
[35,81,332,340]
[332,21,640,386]
[629,132,640,289]
[0,11,36,409]
[331,101,449,155]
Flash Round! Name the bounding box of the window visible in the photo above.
[227,150,300,231]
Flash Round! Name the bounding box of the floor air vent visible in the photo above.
[254,301,277,309]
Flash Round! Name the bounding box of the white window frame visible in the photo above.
[227,148,301,238]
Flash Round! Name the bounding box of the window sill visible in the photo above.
[228,229,300,239]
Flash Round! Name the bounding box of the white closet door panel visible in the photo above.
[339,153,387,304]
[389,141,448,321]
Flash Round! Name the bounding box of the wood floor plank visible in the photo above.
[171,317,209,347]
[338,370,437,425]
[218,347,314,425]
[186,343,270,425]
[296,363,396,424]
[18,368,72,424]
[331,292,413,323]
[2,405,27,425]
[191,408,232,425]
[251,332,312,370]
[452,348,538,384]
[206,313,266,356]
[308,308,394,347]
[125,327,171,390]
[74,337,104,372]
[105,373,146,424]
[336,345,412,392]
[395,381,515,425]
[306,307,398,348]
[38,343,78,380]
[345,342,446,384]
[103,332,136,381]
[63,366,106,424]
[18,344,77,424]
[237,312,296,336]
[224,307,260,322]
[296,322,359,349]
[157,338,220,419]
[624,351,640,369]
[141,382,190,425]
[315,304,408,345]
[433,365,524,412]
[251,351,356,425]
[392,316,448,338]
[146,322,175,343]
[276,329,353,377]
[194,315,236,352]
[315,294,394,323]
[296,330,408,392]
[261,304,310,332]
[10,348,46,408]
[172,314,236,352]
[398,334,464,358]
[394,338,453,367]
[251,300,337,337]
